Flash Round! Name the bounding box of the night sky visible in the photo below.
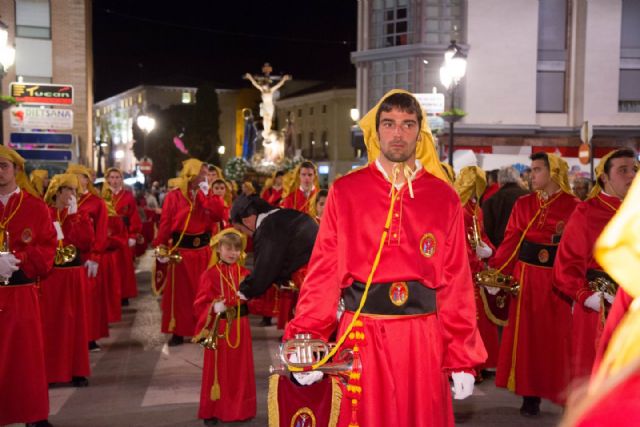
[93,0,358,101]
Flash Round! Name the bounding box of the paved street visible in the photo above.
[44,253,563,427]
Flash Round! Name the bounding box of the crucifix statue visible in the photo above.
[244,63,292,139]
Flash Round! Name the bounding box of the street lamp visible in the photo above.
[0,21,15,145]
[440,40,467,167]
[136,114,156,156]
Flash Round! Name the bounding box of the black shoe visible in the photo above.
[259,316,272,327]
[121,298,130,307]
[88,341,101,352]
[520,396,541,417]
[72,376,89,387]
[204,418,218,426]
[27,420,53,427]
[168,334,184,347]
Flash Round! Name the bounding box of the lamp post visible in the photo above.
[440,40,467,167]
[136,114,156,157]
[0,20,16,145]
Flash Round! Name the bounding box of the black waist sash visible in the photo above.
[342,281,436,316]
[171,232,211,249]
[518,240,558,267]
[0,269,35,286]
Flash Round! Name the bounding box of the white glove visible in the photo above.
[213,300,226,314]
[289,353,324,386]
[584,292,602,312]
[198,180,209,196]
[603,292,615,305]
[84,260,99,278]
[0,253,20,279]
[128,238,136,247]
[68,195,78,214]
[485,286,500,296]
[237,291,248,301]
[475,241,493,259]
[157,256,169,264]
[451,372,475,400]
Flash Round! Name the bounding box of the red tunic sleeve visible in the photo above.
[438,200,488,371]
[553,203,593,303]
[62,211,95,252]
[281,193,294,209]
[153,190,177,247]
[11,193,56,279]
[284,186,341,341]
[593,289,634,373]
[123,191,143,236]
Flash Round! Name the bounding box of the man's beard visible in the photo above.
[381,149,413,164]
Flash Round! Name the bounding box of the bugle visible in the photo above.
[153,244,182,263]
[199,306,237,351]
[270,333,354,381]
[475,269,520,296]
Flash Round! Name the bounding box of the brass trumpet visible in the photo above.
[589,277,618,298]
[279,279,299,292]
[270,333,354,381]
[200,306,237,351]
[475,269,520,296]
[55,244,77,266]
[153,245,182,263]
[467,214,481,250]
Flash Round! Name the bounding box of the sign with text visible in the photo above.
[10,107,74,130]
[10,83,74,105]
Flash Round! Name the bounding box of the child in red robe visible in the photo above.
[193,229,256,425]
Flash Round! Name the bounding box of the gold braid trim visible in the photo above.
[478,287,508,327]
[267,374,280,427]
[328,377,343,427]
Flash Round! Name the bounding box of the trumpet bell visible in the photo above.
[475,269,520,296]
[153,245,182,263]
[54,244,77,266]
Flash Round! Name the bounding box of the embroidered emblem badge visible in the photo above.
[290,407,316,427]
[21,228,32,243]
[193,237,201,248]
[538,249,550,264]
[389,281,409,306]
[419,233,436,258]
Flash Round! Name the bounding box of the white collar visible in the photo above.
[256,209,279,229]
[0,186,20,206]
[375,159,422,190]
[299,185,315,196]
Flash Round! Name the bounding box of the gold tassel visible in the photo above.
[210,350,221,401]
[169,317,176,332]
[169,263,176,332]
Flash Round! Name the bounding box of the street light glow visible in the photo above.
[217,145,225,155]
[136,115,156,134]
[350,108,360,122]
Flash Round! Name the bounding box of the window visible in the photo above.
[536,0,568,113]
[304,131,315,159]
[296,133,302,150]
[15,0,51,39]
[297,109,302,118]
[322,105,327,114]
[309,106,314,115]
[181,92,192,104]
[371,0,410,48]
[423,0,464,45]
[619,0,640,112]
[368,58,415,108]
[320,131,329,160]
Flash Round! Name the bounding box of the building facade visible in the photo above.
[352,0,640,168]
[0,0,93,171]
[275,87,357,183]
[94,85,260,174]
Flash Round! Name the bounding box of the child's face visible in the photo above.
[219,242,241,264]
[212,183,226,196]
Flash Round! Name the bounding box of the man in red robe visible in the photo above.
[559,173,640,427]
[0,146,56,427]
[67,163,110,350]
[40,174,94,387]
[283,90,486,427]
[454,166,500,375]
[489,152,579,415]
[152,158,225,346]
[281,161,318,214]
[553,149,637,385]
[261,170,285,206]
[104,167,142,303]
